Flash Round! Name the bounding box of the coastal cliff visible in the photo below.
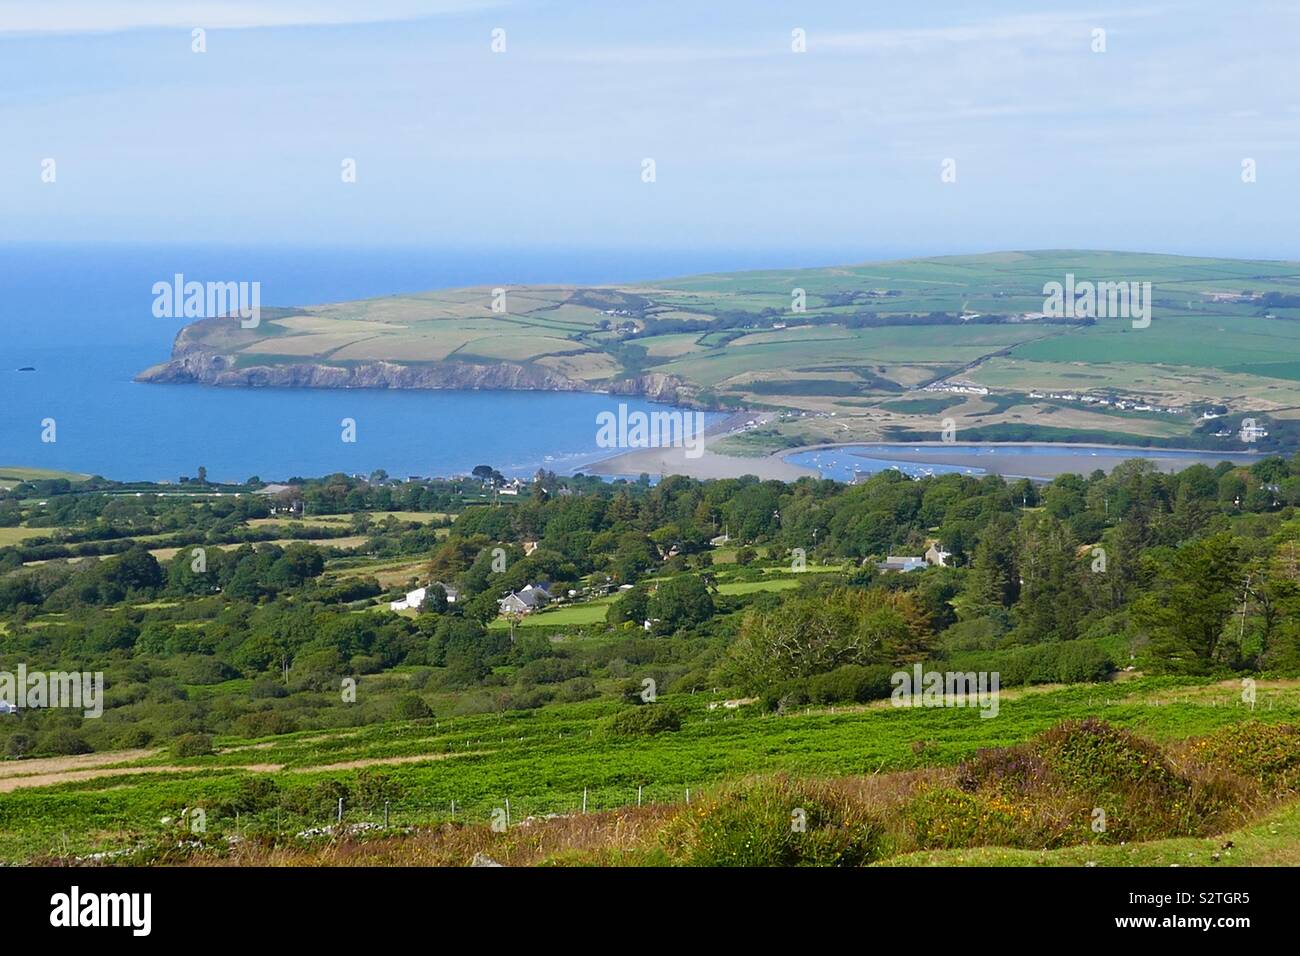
[135,317,703,405]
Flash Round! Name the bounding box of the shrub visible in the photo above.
[115,726,154,749]
[393,694,433,720]
[5,732,34,757]
[955,719,1249,844]
[353,770,403,810]
[498,688,550,711]
[607,704,682,736]
[901,787,1028,850]
[956,746,1050,797]
[947,639,1114,686]
[806,664,896,705]
[40,730,92,756]
[1189,721,1300,789]
[554,677,598,703]
[234,711,300,738]
[172,655,235,685]
[351,654,385,675]
[249,678,289,699]
[171,732,214,758]
[664,776,886,866]
[517,657,584,685]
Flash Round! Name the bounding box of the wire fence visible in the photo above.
[303,783,701,832]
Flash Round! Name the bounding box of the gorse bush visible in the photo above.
[950,719,1256,845]
[1187,721,1300,789]
[901,787,1029,851]
[663,776,887,867]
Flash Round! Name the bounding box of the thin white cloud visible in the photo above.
[0,0,505,35]
[816,8,1166,52]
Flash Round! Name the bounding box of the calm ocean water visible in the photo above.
[0,243,838,483]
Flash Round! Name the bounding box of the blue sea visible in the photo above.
[0,243,844,483]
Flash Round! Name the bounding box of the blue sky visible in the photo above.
[2,0,1297,258]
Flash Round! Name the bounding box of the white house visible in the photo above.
[390,582,458,611]
[925,543,952,567]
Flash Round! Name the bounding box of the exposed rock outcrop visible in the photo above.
[136,348,704,406]
[136,312,708,406]
[136,350,589,392]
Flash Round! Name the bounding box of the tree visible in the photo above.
[1014,513,1086,643]
[1134,533,1242,673]
[727,588,926,691]
[646,576,714,635]
[606,586,648,626]
[962,514,1019,613]
[420,583,449,615]
[95,546,164,601]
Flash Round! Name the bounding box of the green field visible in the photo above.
[2,675,1296,864]
[135,251,1300,453]
[0,466,88,490]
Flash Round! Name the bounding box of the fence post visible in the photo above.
[337,797,344,825]
[384,801,390,828]
[582,788,588,813]
[637,786,643,807]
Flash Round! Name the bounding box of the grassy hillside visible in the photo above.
[4,675,1299,864]
[141,250,1300,451]
[0,466,88,491]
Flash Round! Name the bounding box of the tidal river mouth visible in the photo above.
[783,442,1264,482]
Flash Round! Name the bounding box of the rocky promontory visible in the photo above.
[135,317,704,406]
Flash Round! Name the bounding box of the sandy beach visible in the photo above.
[582,411,816,480]
[582,434,1263,482]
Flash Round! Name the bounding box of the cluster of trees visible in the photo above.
[0,540,332,616]
[6,452,1300,758]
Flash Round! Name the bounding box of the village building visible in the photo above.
[877,555,927,573]
[498,583,552,615]
[389,582,459,612]
[925,543,952,567]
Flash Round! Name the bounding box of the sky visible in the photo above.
[2,0,1298,259]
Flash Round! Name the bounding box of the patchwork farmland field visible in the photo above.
[138,251,1300,454]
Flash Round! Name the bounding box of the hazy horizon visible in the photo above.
[3,0,1298,258]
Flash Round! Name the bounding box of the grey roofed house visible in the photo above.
[498,583,551,615]
[877,555,926,573]
[430,582,460,603]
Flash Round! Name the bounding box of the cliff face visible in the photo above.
[135,348,702,405]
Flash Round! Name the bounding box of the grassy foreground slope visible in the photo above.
[882,798,1300,867]
[4,675,1299,865]
[137,250,1300,452]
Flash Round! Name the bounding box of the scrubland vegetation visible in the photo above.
[4,451,1300,864]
